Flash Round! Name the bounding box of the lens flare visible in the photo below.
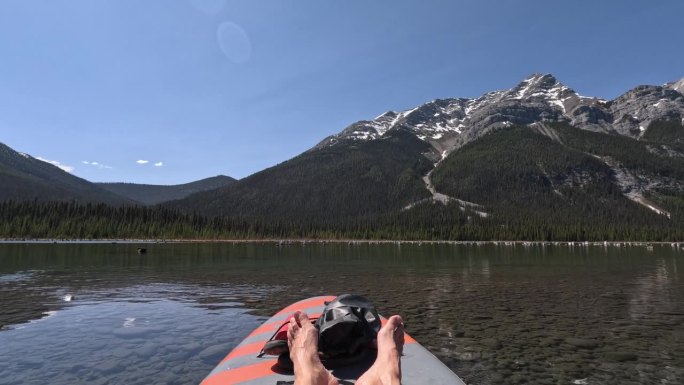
[217,22,251,64]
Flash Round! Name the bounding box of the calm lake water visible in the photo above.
[0,242,683,385]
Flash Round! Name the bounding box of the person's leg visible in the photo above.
[356,315,404,385]
[287,311,339,385]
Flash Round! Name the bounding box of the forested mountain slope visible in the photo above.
[169,129,434,223]
[0,142,132,205]
[429,122,684,240]
[97,175,235,205]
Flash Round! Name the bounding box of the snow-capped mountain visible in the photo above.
[317,74,684,160]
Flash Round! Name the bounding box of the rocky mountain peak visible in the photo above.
[667,77,684,94]
[509,74,565,98]
[498,73,588,115]
[607,79,684,137]
[316,74,684,156]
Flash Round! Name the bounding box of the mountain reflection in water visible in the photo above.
[629,258,679,319]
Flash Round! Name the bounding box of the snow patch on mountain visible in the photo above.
[667,77,684,94]
[510,74,574,112]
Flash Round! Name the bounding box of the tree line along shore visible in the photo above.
[1,200,683,242]
[1,238,684,249]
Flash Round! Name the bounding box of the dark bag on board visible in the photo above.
[261,294,381,371]
[315,294,381,360]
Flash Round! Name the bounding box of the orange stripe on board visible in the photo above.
[200,360,278,385]
[274,296,335,316]
[404,333,417,344]
[381,318,417,344]
[248,319,287,338]
[248,312,322,338]
[222,341,267,363]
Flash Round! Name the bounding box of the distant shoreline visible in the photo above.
[1,238,683,248]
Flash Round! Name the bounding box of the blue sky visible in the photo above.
[1,0,683,184]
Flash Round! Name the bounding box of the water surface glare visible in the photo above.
[0,242,683,384]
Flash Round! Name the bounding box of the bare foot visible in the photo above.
[356,315,404,385]
[287,311,339,385]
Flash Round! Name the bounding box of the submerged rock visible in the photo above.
[604,352,638,362]
[565,338,600,349]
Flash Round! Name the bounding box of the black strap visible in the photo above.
[257,319,290,358]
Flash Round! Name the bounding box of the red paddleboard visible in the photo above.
[201,295,465,385]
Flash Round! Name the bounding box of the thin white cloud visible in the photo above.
[37,157,74,173]
[136,160,149,164]
[82,161,112,169]
[154,162,163,167]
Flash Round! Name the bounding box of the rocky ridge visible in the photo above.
[317,74,684,160]
[667,77,684,94]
